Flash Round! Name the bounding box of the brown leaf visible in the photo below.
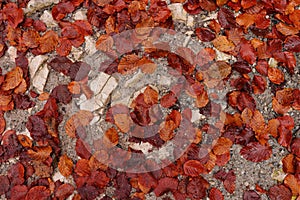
[25,186,50,200]
[38,30,59,54]
[74,159,90,176]
[3,3,24,29]
[14,79,27,94]
[137,57,157,74]
[160,92,177,108]
[92,0,113,6]
[68,81,81,94]
[209,187,224,200]
[223,170,236,194]
[212,137,233,155]
[103,127,119,148]
[268,184,292,200]
[114,113,131,133]
[267,118,280,138]
[2,67,23,91]
[268,67,284,85]
[240,40,257,64]
[27,146,52,161]
[240,142,272,162]
[284,174,300,195]
[276,23,299,36]
[23,29,40,48]
[0,112,5,135]
[17,134,32,148]
[183,160,205,177]
[55,183,74,199]
[58,154,73,177]
[118,54,140,74]
[236,13,256,28]
[143,86,159,106]
[212,36,235,52]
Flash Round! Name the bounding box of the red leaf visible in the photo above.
[243,190,260,200]
[52,2,75,21]
[284,35,300,52]
[187,176,209,199]
[224,170,236,194]
[195,27,216,42]
[0,175,10,195]
[160,92,177,108]
[3,3,24,28]
[55,184,74,199]
[240,39,257,64]
[218,7,237,29]
[10,185,28,200]
[291,138,300,158]
[268,185,292,200]
[183,160,205,177]
[8,163,25,186]
[154,177,178,197]
[241,0,256,9]
[25,186,51,200]
[240,142,272,162]
[255,60,269,76]
[209,188,224,200]
[268,67,284,85]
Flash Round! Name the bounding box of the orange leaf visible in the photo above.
[282,154,295,174]
[17,134,32,148]
[68,81,81,94]
[2,67,23,91]
[137,57,157,74]
[267,118,280,138]
[143,86,158,106]
[23,29,40,48]
[195,90,209,108]
[268,67,284,85]
[276,23,299,36]
[27,146,52,161]
[58,154,73,177]
[212,36,235,52]
[236,13,255,28]
[74,159,90,176]
[0,112,5,134]
[38,30,59,54]
[14,79,27,94]
[104,127,119,147]
[118,54,140,74]
[114,113,131,133]
[212,137,233,155]
[284,174,300,195]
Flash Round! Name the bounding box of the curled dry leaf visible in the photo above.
[0,112,5,134]
[25,186,51,200]
[2,67,23,91]
[160,92,177,108]
[268,184,292,200]
[118,54,140,74]
[212,137,233,155]
[284,174,300,195]
[243,190,260,200]
[17,134,32,148]
[38,30,59,54]
[240,142,272,162]
[209,187,224,200]
[58,154,73,177]
[212,36,235,52]
[183,160,205,177]
[114,113,131,133]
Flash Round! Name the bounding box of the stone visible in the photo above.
[25,0,59,15]
[84,36,97,56]
[40,10,58,28]
[187,16,194,27]
[29,55,48,78]
[7,46,17,62]
[89,72,110,95]
[32,64,49,93]
[191,109,205,123]
[168,3,187,22]
[74,9,87,20]
[79,97,103,112]
[95,76,118,105]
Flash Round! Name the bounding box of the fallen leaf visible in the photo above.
[58,154,73,177]
[2,67,23,91]
[184,160,205,177]
[240,142,272,162]
[212,36,235,52]
[268,67,284,85]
